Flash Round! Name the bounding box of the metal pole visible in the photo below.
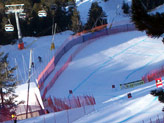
[14,11,23,44]
[26,49,32,119]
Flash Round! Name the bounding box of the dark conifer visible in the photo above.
[85,2,107,30]
[131,0,164,38]
[71,7,82,33]
[122,1,130,14]
[0,53,24,122]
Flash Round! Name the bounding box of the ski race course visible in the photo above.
[32,23,164,122]
[2,0,164,122]
[1,21,164,122]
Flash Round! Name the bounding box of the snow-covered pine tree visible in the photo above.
[0,52,24,122]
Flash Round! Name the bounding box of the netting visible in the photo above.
[37,23,136,98]
[142,66,164,83]
[44,95,96,113]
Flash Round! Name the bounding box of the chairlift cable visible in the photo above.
[8,19,11,24]
[15,58,25,83]
[22,55,28,83]
[14,58,19,81]
[52,23,57,42]
[31,49,35,81]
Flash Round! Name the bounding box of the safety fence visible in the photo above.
[142,66,164,83]
[0,93,45,122]
[141,114,164,123]
[37,23,136,97]
[44,95,95,113]
[41,31,104,99]
[0,108,12,122]
[0,105,44,122]
[15,105,95,123]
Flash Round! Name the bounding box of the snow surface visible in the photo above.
[150,4,164,14]
[1,0,164,123]
[45,30,164,123]
[16,31,164,123]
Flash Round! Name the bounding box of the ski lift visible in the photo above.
[68,1,74,8]
[19,12,26,19]
[38,10,47,17]
[5,24,14,32]
[50,4,57,11]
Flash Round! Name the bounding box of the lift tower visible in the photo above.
[5,4,24,49]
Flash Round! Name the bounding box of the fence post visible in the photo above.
[83,105,86,115]
[157,115,159,123]
[44,116,46,123]
[66,110,69,123]
[54,113,56,123]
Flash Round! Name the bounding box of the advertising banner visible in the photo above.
[120,80,145,89]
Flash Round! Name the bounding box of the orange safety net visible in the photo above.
[75,24,108,37]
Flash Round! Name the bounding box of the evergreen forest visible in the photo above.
[0,0,107,45]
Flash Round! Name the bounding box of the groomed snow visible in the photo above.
[2,0,164,122]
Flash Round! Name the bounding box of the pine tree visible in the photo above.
[71,7,82,33]
[0,0,72,44]
[122,1,130,14]
[131,0,164,38]
[0,53,24,122]
[85,2,107,30]
[53,3,69,32]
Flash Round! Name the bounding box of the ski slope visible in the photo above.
[2,0,164,122]
[46,31,164,99]
[44,30,164,122]
[18,30,164,123]
[0,31,73,84]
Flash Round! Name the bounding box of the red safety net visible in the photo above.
[44,95,96,113]
[0,107,13,122]
[142,66,164,83]
[38,23,136,99]
[37,56,55,90]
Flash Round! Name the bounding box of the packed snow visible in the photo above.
[1,0,164,123]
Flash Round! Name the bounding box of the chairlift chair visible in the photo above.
[68,1,74,8]
[38,10,47,17]
[19,12,26,19]
[50,4,57,11]
[5,24,14,32]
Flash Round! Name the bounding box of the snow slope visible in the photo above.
[2,0,164,122]
[45,30,164,123]
[77,0,131,24]
[0,31,73,84]
[17,30,164,123]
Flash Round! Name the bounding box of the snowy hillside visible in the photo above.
[17,30,164,123]
[0,31,73,84]
[77,0,131,24]
[2,0,164,123]
[45,30,164,123]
